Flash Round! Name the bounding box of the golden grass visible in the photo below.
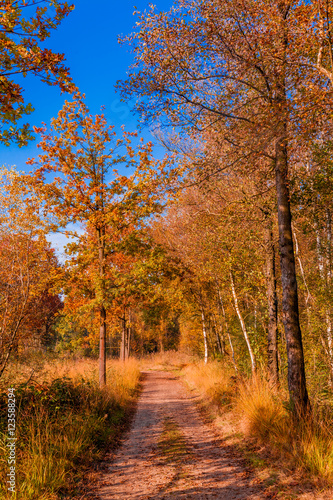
[140,350,194,371]
[294,415,333,482]
[181,361,333,488]
[1,355,140,388]
[236,374,289,445]
[0,356,140,500]
[236,374,333,482]
[183,360,235,409]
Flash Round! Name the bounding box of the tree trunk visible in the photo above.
[159,334,165,353]
[230,270,256,373]
[200,303,208,364]
[313,218,333,384]
[273,10,310,415]
[325,209,333,386]
[121,312,126,362]
[213,313,225,355]
[98,227,106,388]
[265,224,279,383]
[275,130,309,415]
[315,220,324,278]
[127,309,131,358]
[325,312,333,386]
[216,285,238,373]
[99,305,107,387]
[326,208,332,282]
[159,318,165,353]
[293,226,312,306]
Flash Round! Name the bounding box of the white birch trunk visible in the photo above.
[314,215,333,385]
[230,270,256,373]
[200,306,208,364]
[216,285,238,373]
[293,226,312,305]
[326,210,333,385]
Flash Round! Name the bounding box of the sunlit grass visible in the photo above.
[0,356,140,500]
[182,361,333,487]
[140,350,194,371]
[183,360,235,409]
[158,417,189,464]
[236,374,289,445]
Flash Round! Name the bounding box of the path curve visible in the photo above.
[96,371,266,500]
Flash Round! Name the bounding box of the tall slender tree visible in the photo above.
[29,96,162,386]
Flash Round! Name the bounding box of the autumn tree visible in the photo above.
[61,217,159,361]
[150,169,275,372]
[0,0,75,146]
[0,167,61,377]
[116,0,333,415]
[28,96,166,386]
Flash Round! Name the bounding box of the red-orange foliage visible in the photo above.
[0,167,62,377]
[0,0,75,146]
[28,95,166,385]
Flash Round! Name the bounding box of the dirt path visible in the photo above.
[96,371,267,500]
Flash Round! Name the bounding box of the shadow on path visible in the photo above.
[96,371,266,500]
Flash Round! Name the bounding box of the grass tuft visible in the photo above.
[181,361,333,489]
[183,360,235,410]
[236,374,289,446]
[0,356,140,499]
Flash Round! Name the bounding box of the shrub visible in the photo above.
[0,357,140,499]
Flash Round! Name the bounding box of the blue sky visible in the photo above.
[0,0,173,255]
[0,0,173,171]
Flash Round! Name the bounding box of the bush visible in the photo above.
[0,357,140,499]
[182,361,333,487]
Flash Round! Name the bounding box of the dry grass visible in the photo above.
[0,356,140,500]
[236,375,333,483]
[236,374,289,446]
[183,360,235,410]
[140,350,194,372]
[181,361,333,491]
[1,355,139,389]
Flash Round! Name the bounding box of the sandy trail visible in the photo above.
[96,371,266,500]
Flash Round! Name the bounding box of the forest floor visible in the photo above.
[92,370,268,499]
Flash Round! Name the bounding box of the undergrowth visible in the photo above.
[182,359,333,489]
[236,374,333,485]
[0,357,140,499]
[140,350,194,372]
